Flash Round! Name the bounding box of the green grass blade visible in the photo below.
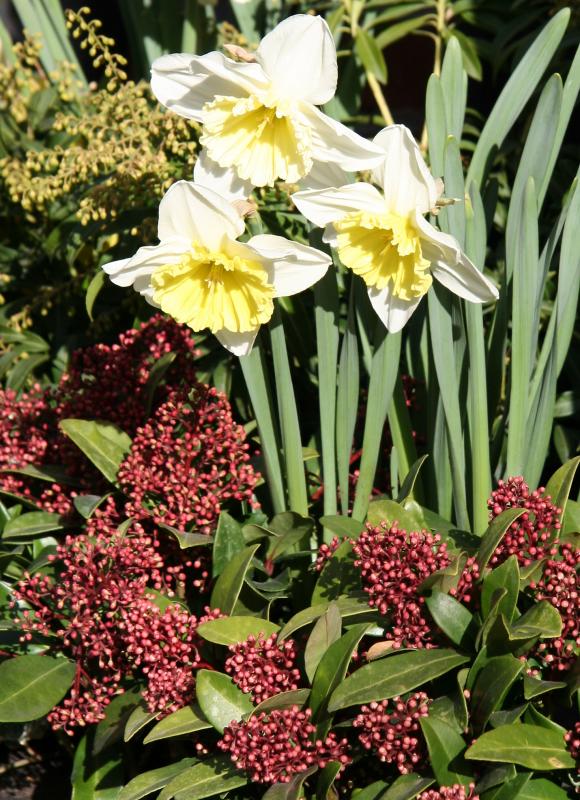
[352,330,401,522]
[388,373,420,502]
[466,9,570,190]
[270,306,308,516]
[506,177,538,476]
[314,260,340,522]
[336,283,360,516]
[239,339,286,515]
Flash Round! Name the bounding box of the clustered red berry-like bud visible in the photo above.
[565,722,580,761]
[531,543,579,674]
[314,536,344,572]
[218,706,351,784]
[353,694,430,773]
[118,385,258,539]
[488,477,561,567]
[450,556,481,606]
[224,633,301,704]
[418,784,479,800]
[352,523,451,648]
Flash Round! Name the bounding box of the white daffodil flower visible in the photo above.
[150,14,383,188]
[292,125,499,332]
[103,181,331,355]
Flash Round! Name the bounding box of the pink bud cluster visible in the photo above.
[565,722,579,762]
[531,543,579,673]
[353,523,451,648]
[418,785,479,800]
[353,693,430,773]
[224,633,301,704]
[487,477,561,567]
[118,385,259,538]
[314,536,344,572]
[218,706,351,784]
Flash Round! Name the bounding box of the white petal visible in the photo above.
[193,149,254,201]
[256,15,337,105]
[297,159,351,191]
[151,51,268,122]
[372,125,441,215]
[292,182,385,228]
[247,233,331,297]
[414,211,462,263]
[158,180,244,249]
[103,240,186,290]
[215,328,259,356]
[300,104,384,172]
[367,284,424,332]
[431,254,499,303]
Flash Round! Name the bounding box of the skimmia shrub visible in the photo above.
[0,4,578,800]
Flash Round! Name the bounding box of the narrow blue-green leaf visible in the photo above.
[352,330,401,522]
[426,74,446,176]
[388,374,420,499]
[336,284,359,515]
[524,344,557,487]
[428,285,469,529]
[314,262,340,524]
[466,9,570,189]
[240,339,286,514]
[555,174,580,375]
[440,36,468,141]
[270,306,308,515]
[506,177,538,476]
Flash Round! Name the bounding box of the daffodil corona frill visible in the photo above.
[292,125,499,332]
[150,15,383,188]
[103,181,331,355]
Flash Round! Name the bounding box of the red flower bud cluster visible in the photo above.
[487,477,561,567]
[565,722,580,762]
[118,384,258,539]
[418,785,479,800]
[224,633,301,704]
[353,694,430,773]
[353,523,451,648]
[218,706,350,784]
[531,543,579,673]
[314,536,344,572]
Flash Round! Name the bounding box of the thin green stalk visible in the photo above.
[336,282,360,516]
[270,306,308,516]
[314,265,340,525]
[239,340,286,515]
[352,329,401,522]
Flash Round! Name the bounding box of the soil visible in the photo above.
[0,736,71,800]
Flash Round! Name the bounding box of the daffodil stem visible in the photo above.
[313,250,340,534]
[240,342,286,516]
[366,72,395,127]
[270,305,309,517]
[352,328,401,522]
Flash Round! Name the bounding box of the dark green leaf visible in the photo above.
[545,456,580,524]
[59,419,132,485]
[143,704,211,744]
[195,670,253,734]
[279,596,376,641]
[210,544,259,615]
[159,523,213,550]
[523,675,566,700]
[476,509,526,569]
[509,601,562,640]
[382,774,435,800]
[328,650,469,711]
[396,456,429,504]
[481,556,520,621]
[196,616,279,646]
[252,689,311,715]
[351,781,388,800]
[71,733,123,800]
[118,759,196,800]
[319,516,364,539]
[3,511,63,540]
[517,778,570,799]
[304,603,342,683]
[316,762,341,800]
[158,756,247,800]
[94,689,140,753]
[311,541,361,604]
[213,511,246,577]
[0,655,75,722]
[355,28,387,83]
[465,723,574,770]
[419,716,472,786]
[85,270,106,322]
[124,704,157,742]
[425,591,476,647]
[366,498,423,531]
[143,351,177,415]
[262,766,317,800]
[74,494,106,520]
[470,655,525,732]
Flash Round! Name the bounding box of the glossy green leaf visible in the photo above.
[481,556,520,621]
[212,511,245,577]
[304,603,342,683]
[319,515,364,539]
[382,774,435,800]
[466,723,574,770]
[316,762,341,800]
[59,419,132,485]
[143,704,211,744]
[419,716,472,786]
[158,756,247,800]
[195,670,253,734]
[196,616,279,647]
[2,510,63,540]
[311,540,360,605]
[252,689,311,715]
[470,654,524,732]
[517,778,570,799]
[94,689,141,753]
[124,704,157,742]
[118,759,196,800]
[0,655,75,722]
[71,733,123,800]
[143,351,177,415]
[85,270,105,322]
[328,649,469,711]
[509,601,562,641]
[523,675,566,700]
[366,498,423,531]
[279,596,375,641]
[262,765,317,800]
[545,456,580,523]
[476,508,526,569]
[160,524,213,550]
[210,544,259,615]
[396,455,429,505]
[425,591,476,648]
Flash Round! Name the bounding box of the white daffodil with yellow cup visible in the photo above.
[103,181,331,355]
[292,125,499,332]
[150,14,383,188]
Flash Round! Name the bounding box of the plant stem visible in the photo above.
[366,72,394,126]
